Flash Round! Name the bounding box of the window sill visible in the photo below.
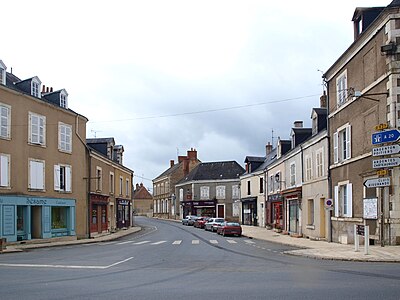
[306,225,315,230]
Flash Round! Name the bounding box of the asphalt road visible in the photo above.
[0,216,400,300]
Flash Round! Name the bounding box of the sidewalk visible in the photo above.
[0,226,141,254]
[241,225,400,262]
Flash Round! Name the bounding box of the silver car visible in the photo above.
[204,218,225,232]
[182,215,199,226]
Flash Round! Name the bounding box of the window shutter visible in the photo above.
[58,124,62,150]
[346,125,351,159]
[346,183,353,217]
[39,117,45,145]
[38,161,44,189]
[66,126,72,151]
[54,165,60,191]
[334,186,339,217]
[65,166,72,192]
[0,155,9,187]
[333,132,338,163]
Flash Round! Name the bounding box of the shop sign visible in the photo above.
[268,194,281,202]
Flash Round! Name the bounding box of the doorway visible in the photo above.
[31,206,42,239]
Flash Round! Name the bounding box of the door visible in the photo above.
[17,206,27,240]
[31,206,42,239]
[217,204,225,218]
[289,200,299,233]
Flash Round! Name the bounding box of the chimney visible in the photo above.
[187,148,197,160]
[50,87,53,92]
[136,183,139,190]
[266,142,272,155]
[42,85,46,93]
[178,156,186,163]
[320,91,327,108]
[183,157,190,176]
[46,86,49,93]
[170,160,175,167]
[294,121,303,128]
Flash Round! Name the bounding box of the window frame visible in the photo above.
[119,176,123,195]
[305,155,312,181]
[316,148,324,178]
[29,159,45,190]
[333,124,352,164]
[0,153,10,188]
[58,122,72,153]
[109,172,114,194]
[334,182,353,217]
[54,164,72,192]
[0,103,11,140]
[31,77,41,98]
[200,186,209,200]
[126,178,130,197]
[336,69,347,106]
[290,163,296,187]
[28,112,46,146]
[96,167,102,191]
[216,185,226,200]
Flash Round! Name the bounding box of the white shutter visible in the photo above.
[346,125,351,159]
[58,124,62,150]
[0,155,9,187]
[333,132,338,163]
[54,165,60,191]
[38,161,44,189]
[346,183,353,217]
[65,166,72,192]
[66,126,72,151]
[334,186,339,217]
[39,116,45,145]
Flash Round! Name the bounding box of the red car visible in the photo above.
[217,222,242,237]
[193,217,210,229]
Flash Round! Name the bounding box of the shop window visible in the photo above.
[307,199,314,225]
[52,207,67,229]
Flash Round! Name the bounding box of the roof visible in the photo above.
[179,161,245,183]
[312,107,327,116]
[255,148,277,172]
[86,138,115,144]
[244,156,265,163]
[388,0,400,8]
[133,184,152,199]
[153,162,181,181]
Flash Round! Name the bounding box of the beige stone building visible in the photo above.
[133,183,153,217]
[324,1,400,245]
[0,60,88,241]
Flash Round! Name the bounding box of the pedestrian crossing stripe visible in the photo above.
[210,240,218,244]
[172,240,182,245]
[151,241,167,245]
[227,240,237,244]
[244,240,255,244]
[192,240,200,244]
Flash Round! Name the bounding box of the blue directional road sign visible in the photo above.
[371,129,400,145]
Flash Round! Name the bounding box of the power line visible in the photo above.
[88,93,320,124]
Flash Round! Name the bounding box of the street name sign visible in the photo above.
[372,157,400,168]
[371,129,400,145]
[372,144,400,156]
[363,177,391,188]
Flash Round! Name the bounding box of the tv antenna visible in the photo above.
[91,129,102,138]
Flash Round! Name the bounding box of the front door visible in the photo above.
[217,204,224,218]
[289,200,299,233]
[17,206,27,240]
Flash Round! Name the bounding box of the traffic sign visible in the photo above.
[363,177,391,188]
[377,169,388,176]
[372,129,400,145]
[374,123,389,131]
[373,157,400,168]
[372,144,400,156]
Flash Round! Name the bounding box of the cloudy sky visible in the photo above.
[2,0,390,190]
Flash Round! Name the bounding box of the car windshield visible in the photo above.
[226,222,240,226]
[215,219,225,222]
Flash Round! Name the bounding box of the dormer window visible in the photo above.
[0,60,6,85]
[312,114,318,135]
[31,77,41,98]
[60,90,68,108]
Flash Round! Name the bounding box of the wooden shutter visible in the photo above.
[0,155,9,187]
[346,183,353,217]
[54,165,60,191]
[346,125,351,159]
[334,186,339,217]
[333,132,338,163]
[65,166,72,192]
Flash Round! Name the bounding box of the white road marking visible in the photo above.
[133,241,150,245]
[210,240,218,244]
[0,257,134,270]
[151,241,167,245]
[244,240,255,244]
[227,240,237,244]
[99,242,117,245]
[192,240,200,244]
[117,241,134,245]
[172,240,182,245]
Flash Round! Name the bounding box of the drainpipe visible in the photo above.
[75,115,92,239]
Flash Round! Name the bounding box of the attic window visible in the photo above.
[31,78,41,98]
[312,115,318,135]
[60,93,68,108]
[0,60,6,85]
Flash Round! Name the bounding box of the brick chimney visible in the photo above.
[266,142,272,155]
[170,160,175,167]
[294,121,303,128]
[187,148,197,160]
[320,91,327,108]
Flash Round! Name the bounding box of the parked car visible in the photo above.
[193,217,210,228]
[182,215,199,226]
[204,218,225,232]
[217,222,242,237]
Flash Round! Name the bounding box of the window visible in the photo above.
[52,207,67,229]
[179,188,183,201]
[336,70,347,106]
[126,178,130,196]
[269,175,274,192]
[29,159,45,190]
[200,186,209,199]
[305,155,312,181]
[316,149,324,177]
[333,124,351,163]
[312,115,318,135]
[0,154,10,187]
[216,186,225,199]
[31,79,41,98]
[334,183,353,217]
[290,163,296,186]
[247,180,251,195]
[119,176,123,195]
[308,199,314,225]
[29,112,46,146]
[232,185,239,199]
[275,172,282,190]
[60,92,68,108]
[0,103,10,139]
[96,167,102,191]
[58,122,72,152]
[54,164,71,192]
[0,60,6,85]
[109,172,114,194]
[259,177,264,193]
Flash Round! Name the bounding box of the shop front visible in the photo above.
[241,197,257,226]
[116,198,131,229]
[282,188,302,234]
[90,193,108,234]
[267,194,283,229]
[181,200,216,218]
[0,195,76,242]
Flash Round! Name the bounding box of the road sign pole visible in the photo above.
[354,224,359,252]
[365,226,369,255]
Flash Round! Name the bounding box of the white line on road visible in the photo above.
[117,241,135,245]
[0,257,134,270]
[244,240,255,244]
[151,241,167,245]
[210,240,218,244]
[133,241,150,245]
[172,240,182,245]
[227,240,237,244]
[192,240,199,244]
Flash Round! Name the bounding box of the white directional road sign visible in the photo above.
[372,144,400,156]
[372,157,400,168]
[363,177,391,188]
